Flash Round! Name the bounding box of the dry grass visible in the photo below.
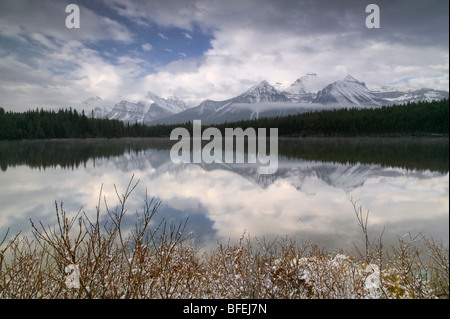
[0,176,448,299]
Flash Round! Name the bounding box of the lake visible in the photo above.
[0,137,448,254]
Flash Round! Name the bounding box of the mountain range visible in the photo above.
[78,74,449,125]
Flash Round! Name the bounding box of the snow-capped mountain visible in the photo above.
[232,80,291,103]
[80,73,448,126]
[149,99,234,125]
[313,75,388,106]
[79,96,113,118]
[372,88,449,104]
[152,81,295,125]
[108,100,146,123]
[83,93,188,124]
[143,92,189,114]
[108,100,176,124]
[152,76,396,125]
[282,73,326,103]
[274,81,290,91]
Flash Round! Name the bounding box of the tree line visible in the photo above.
[0,108,125,140]
[213,99,449,137]
[0,99,448,140]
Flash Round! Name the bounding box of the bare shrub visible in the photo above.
[0,178,448,299]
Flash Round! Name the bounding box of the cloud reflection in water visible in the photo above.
[0,142,448,253]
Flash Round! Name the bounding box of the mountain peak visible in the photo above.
[285,73,323,94]
[344,74,357,81]
[234,80,290,103]
[145,91,159,99]
[343,74,365,87]
[281,73,325,102]
[248,80,273,91]
[313,75,384,105]
[82,96,103,105]
[143,91,188,113]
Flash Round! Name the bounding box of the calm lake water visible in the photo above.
[0,137,448,253]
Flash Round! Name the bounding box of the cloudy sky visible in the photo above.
[0,0,448,111]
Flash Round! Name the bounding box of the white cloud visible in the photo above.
[106,0,448,97]
[0,0,143,110]
[158,32,169,40]
[0,0,448,110]
[138,23,449,102]
[142,43,153,51]
[0,37,154,110]
[149,164,448,248]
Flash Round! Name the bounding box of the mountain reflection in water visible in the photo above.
[0,137,448,252]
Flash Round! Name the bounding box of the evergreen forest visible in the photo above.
[0,99,448,140]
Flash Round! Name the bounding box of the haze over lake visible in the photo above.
[0,138,448,253]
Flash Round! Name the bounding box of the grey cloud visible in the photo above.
[0,0,448,110]
[358,0,449,48]
[105,0,448,48]
[0,0,134,43]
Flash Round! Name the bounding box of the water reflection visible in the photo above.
[0,138,448,252]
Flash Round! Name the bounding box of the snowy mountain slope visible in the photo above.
[151,81,293,125]
[151,76,396,125]
[144,92,189,114]
[151,99,233,125]
[313,75,388,106]
[105,93,188,124]
[79,96,113,118]
[372,88,449,103]
[282,73,327,103]
[274,81,290,91]
[232,80,291,103]
[108,100,152,123]
[80,74,448,126]
[209,81,293,122]
[285,73,321,94]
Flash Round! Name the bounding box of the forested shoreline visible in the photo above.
[0,99,448,140]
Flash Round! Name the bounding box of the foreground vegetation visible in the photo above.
[0,177,448,299]
[0,99,448,140]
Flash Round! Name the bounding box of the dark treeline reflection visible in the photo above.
[278,137,449,173]
[0,138,173,171]
[0,137,448,173]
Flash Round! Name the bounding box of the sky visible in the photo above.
[0,0,448,111]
